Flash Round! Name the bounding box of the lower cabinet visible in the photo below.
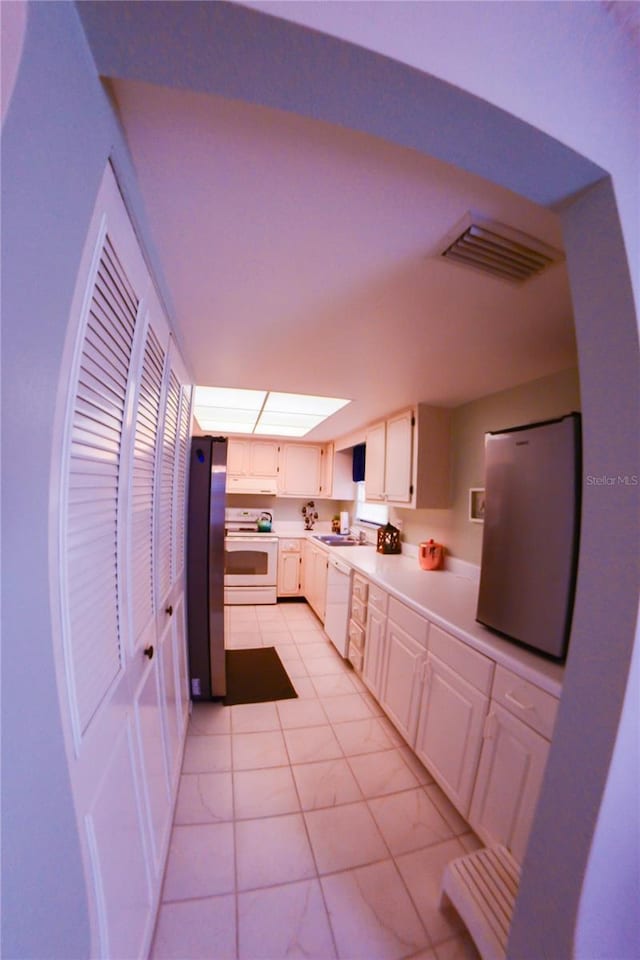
[379,598,429,744]
[468,703,550,863]
[308,561,560,867]
[303,540,329,621]
[414,653,489,816]
[362,584,388,697]
[468,664,558,862]
[278,539,304,597]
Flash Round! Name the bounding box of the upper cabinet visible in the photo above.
[364,404,451,508]
[226,438,279,494]
[278,442,328,497]
[225,438,337,498]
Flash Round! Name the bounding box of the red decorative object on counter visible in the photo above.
[419,539,445,570]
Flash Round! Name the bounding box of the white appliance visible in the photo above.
[224,508,278,604]
[324,555,353,657]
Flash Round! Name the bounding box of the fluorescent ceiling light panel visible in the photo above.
[193,386,266,432]
[263,392,349,417]
[194,386,350,437]
[195,386,266,410]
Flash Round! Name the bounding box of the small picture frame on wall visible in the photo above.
[469,488,486,523]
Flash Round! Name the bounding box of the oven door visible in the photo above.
[224,536,278,586]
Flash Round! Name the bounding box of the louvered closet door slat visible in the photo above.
[78,358,127,410]
[93,274,137,336]
[88,299,134,368]
[156,370,180,603]
[64,232,138,736]
[130,323,165,642]
[101,240,138,312]
[82,328,130,387]
[75,377,124,421]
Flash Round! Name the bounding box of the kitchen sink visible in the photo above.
[313,534,361,546]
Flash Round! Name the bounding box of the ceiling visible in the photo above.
[93,8,578,442]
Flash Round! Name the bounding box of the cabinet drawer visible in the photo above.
[350,595,367,627]
[492,665,559,740]
[348,645,364,673]
[352,574,369,603]
[279,539,302,553]
[368,583,388,613]
[388,597,429,648]
[429,624,493,695]
[348,619,365,653]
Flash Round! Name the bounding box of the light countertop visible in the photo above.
[273,526,564,698]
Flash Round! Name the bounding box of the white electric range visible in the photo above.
[224,508,278,604]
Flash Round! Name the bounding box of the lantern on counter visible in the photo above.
[377,522,401,554]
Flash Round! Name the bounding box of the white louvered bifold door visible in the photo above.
[156,368,181,608]
[174,383,193,583]
[52,164,193,960]
[65,233,138,736]
[130,321,166,648]
[153,345,192,783]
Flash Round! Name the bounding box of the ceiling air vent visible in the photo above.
[440,215,564,284]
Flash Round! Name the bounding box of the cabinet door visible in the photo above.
[379,619,426,745]
[278,550,303,596]
[249,440,279,477]
[303,543,327,620]
[313,546,328,622]
[384,409,414,503]
[363,604,387,697]
[227,438,248,475]
[364,421,386,501]
[468,703,550,863]
[320,443,334,497]
[415,653,489,816]
[302,540,314,599]
[279,444,323,496]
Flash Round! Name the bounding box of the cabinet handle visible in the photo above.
[165,605,173,616]
[504,690,534,711]
[144,645,154,660]
[483,711,497,739]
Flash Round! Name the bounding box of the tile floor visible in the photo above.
[151,601,481,960]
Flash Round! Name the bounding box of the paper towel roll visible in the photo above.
[339,511,350,535]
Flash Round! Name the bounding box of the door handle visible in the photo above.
[143,645,154,660]
[165,605,173,616]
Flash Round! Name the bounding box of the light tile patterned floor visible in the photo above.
[151,602,481,960]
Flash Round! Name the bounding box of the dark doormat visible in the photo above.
[223,647,298,706]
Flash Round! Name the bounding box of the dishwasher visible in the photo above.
[324,555,353,657]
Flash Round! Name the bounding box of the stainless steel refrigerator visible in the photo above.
[186,436,227,699]
[476,413,581,661]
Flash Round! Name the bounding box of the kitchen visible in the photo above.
[175,378,577,959]
[2,4,638,960]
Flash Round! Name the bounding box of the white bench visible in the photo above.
[440,844,521,960]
